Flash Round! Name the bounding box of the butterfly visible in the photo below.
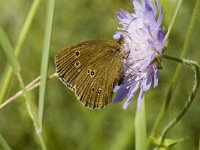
[55,40,126,109]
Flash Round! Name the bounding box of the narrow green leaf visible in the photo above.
[152,134,187,149]
[0,27,20,74]
[0,67,13,103]
[151,134,161,146]
[0,0,41,103]
[38,0,55,129]
[0,134,12,150]
[162,137,187,147]
[135,98,147,150]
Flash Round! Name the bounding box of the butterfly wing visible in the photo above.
[55,40,124,109]
[55,41,97,89]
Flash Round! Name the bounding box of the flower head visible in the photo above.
[113,0,167,110]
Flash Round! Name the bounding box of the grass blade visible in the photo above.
[0,21,46,150]
[0,67,13,102]
[0,134,11,150]
[0,27,20,74]
[0,0,41,103]
[38,0,55,129]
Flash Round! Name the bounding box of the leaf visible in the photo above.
[0,27,20,74]
[0,134,11,150]
[163,137,187,147]
[38,0,55,129]
[151,134,188,149]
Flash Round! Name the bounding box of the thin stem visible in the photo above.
[0,73,57,110]
[0,77,40,110]
[164,0,183,40]
[16,74,46,150]
[159,54,200,144]
[37,133,47,150]
[14,73,57,150]
[16,73,36,121]
[149,0,200,143]
[15,0,41,55]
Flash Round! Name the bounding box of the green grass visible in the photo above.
[0,0,200,150]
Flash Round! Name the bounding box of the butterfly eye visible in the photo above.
[87,69,91,74]
[91,87,95,91]
[98,88,102,95]
[75,61,80,67]
[74,51,80,58]
[90,70,95,77]
[87,69,96,77]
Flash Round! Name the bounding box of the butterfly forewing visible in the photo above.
[55,40,124,109]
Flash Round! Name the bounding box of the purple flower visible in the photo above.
[113,0,167,110]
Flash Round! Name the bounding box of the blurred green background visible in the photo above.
[0,0,200,149]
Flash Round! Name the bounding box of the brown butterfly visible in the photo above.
[55,40,125,109]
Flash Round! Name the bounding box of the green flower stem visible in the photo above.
[164,0,183,40]
[135,99,147,150]
[149,0,200,143]
[0,73,57,110]
[165,0,200,115]
[159,54,200,144]
[0,0,41,103]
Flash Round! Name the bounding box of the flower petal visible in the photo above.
[153,65,159,87]
[122,82,140,109]
[117,9,127,19]
[157,28,165,42]
[113,86,129,103]
[156,7,163,28]
[142,73,152,91]
[144,0,156,22]
[137,89,145,111]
